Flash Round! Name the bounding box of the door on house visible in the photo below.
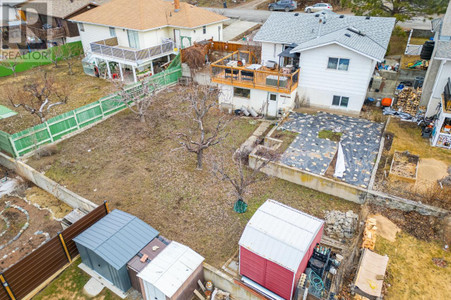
[174,29,181,48]
[127,30,140,49]
[267,93,278,117]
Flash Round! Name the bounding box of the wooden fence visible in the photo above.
[0,203,109,300]
[181,39,244,63]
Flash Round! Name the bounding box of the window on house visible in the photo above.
[127,30,140,49]
[203,26,206,34]
[269,93,277,101]
[109,27,116,37]
[234,87,250,98]
[78,23,84,32]
[332,95,349,107]
[328,57,350,71]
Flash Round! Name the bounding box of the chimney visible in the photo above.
[174,0,180,12]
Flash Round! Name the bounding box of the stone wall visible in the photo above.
[0,153,97,211]
[249,150,449,217]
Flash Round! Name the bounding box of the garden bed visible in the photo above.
[389,151,419,183]
[27,87,359,267]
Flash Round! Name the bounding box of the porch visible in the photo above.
[89,37,176,83]
[211,50,300,94]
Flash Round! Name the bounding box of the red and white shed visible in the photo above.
[239,199,324,300]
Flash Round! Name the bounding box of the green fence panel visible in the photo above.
[11,123,52,156]
[5,53,182,157]
[47,111,78,141]
[0,131,14,156]
[75,101,103,128]
[100,96,127,117]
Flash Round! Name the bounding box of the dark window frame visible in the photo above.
[234,87,251,99]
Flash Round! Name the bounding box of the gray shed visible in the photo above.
[74,209,159,292]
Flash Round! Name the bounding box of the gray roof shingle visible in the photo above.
[74,209,159,270]
[254,12,395,61]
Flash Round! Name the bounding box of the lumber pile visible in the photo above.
[361,218,377,250]
[394,88,422,116]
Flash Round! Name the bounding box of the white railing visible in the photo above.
[90,39,174,62]
[405,44,423,55]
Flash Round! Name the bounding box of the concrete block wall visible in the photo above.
[0,153,97,211]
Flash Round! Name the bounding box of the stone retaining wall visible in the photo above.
[249,150,449,217]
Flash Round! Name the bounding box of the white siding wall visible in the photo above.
[179,23,223,45]
[138,27,171,48]
[218,84,296,116]
[261,42,283,65]
[426,60,451,116]
[78,23,112,53]
[297,44,375,113]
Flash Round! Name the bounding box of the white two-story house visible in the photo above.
[254,12,395,114]
[71,0,227,82]
[214,12,395,117]
[422,2,451,149]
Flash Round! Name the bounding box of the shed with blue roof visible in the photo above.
[73,209,159,292]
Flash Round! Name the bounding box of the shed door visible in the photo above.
[91,253,113,284]
[144,282,166,300]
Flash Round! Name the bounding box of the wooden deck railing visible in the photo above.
[211,50,299,93]
[29,26,66,40]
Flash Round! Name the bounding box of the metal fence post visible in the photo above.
[7,136,19,158]
[104,201,110,214]
[45,122,54,143]
[0,274,16,300]
[58,233,72,263]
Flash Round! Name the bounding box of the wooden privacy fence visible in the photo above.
[0,57,182,158]
[0,202,109,300]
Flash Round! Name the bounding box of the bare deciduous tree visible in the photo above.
[112,80,156,123]
[177,84,231,170]
[65,44,83,75]
[45,45,64,68]
[4,72,69,123]
[212,146,279,203]
[0,56,20,77]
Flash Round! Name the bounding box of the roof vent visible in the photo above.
[345,33,351,37]
[347,27,366,36]
[294,13,299,16]
[315,14,320,17]
[366,16,370,20]
[339,15,344,18]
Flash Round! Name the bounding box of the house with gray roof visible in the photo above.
[251,11,395,114]
[422,1,451,149]
[74,209,159,294]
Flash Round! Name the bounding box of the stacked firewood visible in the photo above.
[361,218,377,250]
[394,88,422,116]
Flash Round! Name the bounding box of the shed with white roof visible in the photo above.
[137,241,204,300]
[239,199,324,300]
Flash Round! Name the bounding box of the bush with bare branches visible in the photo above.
[3,71,70,123]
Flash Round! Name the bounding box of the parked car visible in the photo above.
[268,0,297,12]
[304,3,333,13]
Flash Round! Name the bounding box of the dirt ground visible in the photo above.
[0,58,112,133]
[25,186,72,219]
[0,196,62,271]
[373,118,451,209]
[28,87,359,267]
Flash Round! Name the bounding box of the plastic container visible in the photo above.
[381,98,392,107]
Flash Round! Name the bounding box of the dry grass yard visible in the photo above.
[28,87,359,267]
[0,58,112,133]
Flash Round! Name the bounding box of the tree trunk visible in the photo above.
[196,150,203,170]
[68,64,73,75]
[140,114,146,123]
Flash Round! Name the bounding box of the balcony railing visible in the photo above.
[90,37,175,63]
[211,50,300,94]
[30,26,66,40]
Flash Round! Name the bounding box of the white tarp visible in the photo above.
[334,142,346,178]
